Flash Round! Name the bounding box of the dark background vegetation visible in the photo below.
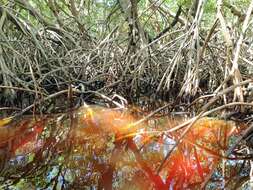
[0,0,252,114]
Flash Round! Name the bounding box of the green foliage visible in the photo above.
[177,0,192,7]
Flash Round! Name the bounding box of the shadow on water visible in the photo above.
[0,105,250,189]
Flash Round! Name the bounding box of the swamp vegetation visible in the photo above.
[0,0,253,189]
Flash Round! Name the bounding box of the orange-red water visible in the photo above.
[0,105,246,189]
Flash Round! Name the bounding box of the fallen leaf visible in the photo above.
[0,116,13,127]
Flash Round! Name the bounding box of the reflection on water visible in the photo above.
[0,105,249,189]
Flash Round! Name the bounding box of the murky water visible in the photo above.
[0,105,249,189]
